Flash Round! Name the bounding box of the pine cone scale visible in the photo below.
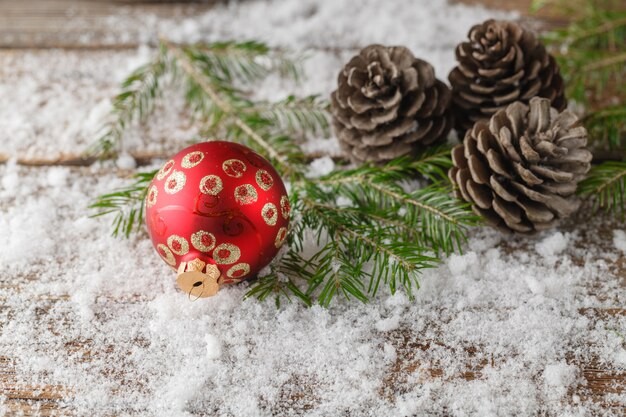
[493,88,520,105]
[520,136,541,161]
[402,68,419,91]
[468,154,491,184]
[379,89,403,109]
[493,197,522,224]
[517,197,554,222]
[466,180,492,209]
[490,175,517,201]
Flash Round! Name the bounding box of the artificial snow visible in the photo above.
[536,231,569,258]
[1,0,625,416]
[447,251,479,276]
[543,362,578,400]
[204,334,222,360]
[2,163,624,416]
[305,156,335,178]
[613,230,626,254]
[375,315,401,332]
[116,152,138,170]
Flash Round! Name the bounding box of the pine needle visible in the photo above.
[578,160,626,219]
[539,1,626,149]
[251,95,330,137]
[583,105,626,148]
[89,170,157,237]
[89,44,171,159]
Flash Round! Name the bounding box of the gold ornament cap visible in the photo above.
[176,258,220,299]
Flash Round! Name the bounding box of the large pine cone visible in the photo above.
[330,45,453,164]
[449,97,592,234]
[449,19,567,133]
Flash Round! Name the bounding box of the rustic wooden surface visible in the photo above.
[0,0,222,49]
[0,0,562,50]
[0,1,624,416]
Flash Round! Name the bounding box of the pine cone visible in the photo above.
[330,44,453,164]
[448,19,567,133]
[449,97,592,233]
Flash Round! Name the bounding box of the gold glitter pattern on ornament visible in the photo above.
[156,159,175,180]
[181,151,204,168]
[146,185,158,208]
[191,230,216,252]
[157,244,176,266]
[262,202,278,226]
[199,175,223,195]
[164,170,186,194]
[280,195,291,220]
[222,159,247,178]
[234,184,258,205]
[255,169,274,191]
[213,243,241,265]
[226,263,250,279]
[275,226,288,248]
[167,235,189,256]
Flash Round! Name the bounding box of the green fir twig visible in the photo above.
[578,160,626,219]
[90,44,172,159]
[537,1,626,150]
[89,170,157,237]
[583,105,626,148]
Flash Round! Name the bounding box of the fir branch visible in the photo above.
[89,39,307,160]
[250,95,330,137]
[544,9,626,50]
[316,145,454,186]
[369,182,479,254]
[89,170,157,237]
[583,105,626,147]
[309,237,370,306]
[89,44,171,159]
[188,40,303,83]
[244,251,314,307]
[300,198,438,306]
[161,38,300,176]
[244,154,477,306]
[312,151,479,254]
[578,160,626,219]
[582,51,626,74]
[539,1,626,150]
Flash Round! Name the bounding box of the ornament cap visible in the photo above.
[176,260,220,299]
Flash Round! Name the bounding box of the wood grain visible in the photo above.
[1,1,624,415]
[0,0,221,49]
[0,0,568,50]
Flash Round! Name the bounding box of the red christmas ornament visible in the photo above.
[145,141,290,298]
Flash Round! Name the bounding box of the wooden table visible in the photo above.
[0,1,624,416]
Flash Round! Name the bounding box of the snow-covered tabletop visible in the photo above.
[1,1,624,416]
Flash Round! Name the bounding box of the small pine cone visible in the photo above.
[330,44,453,164]
[448,19,567,133]
[449,97,592,234]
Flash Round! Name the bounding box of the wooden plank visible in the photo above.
[0,0,222,49]
[378,328,626,409]
[1,319,624,415]
[1,1,624,415]
[0,356,70,416]
[0,0,571,50]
